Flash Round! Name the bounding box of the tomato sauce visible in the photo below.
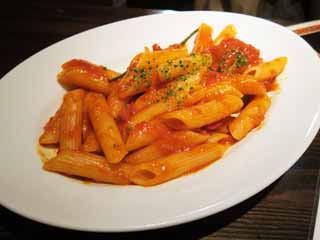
[204,38,260,74]
[203,71,231,86]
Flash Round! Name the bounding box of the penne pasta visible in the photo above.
[193,23,213,53]
[136,46,189,69]
[82,92,91,141]
[184,83,243,106]
[117,47,189,99]
[207,132,233,144]
[126,120,170,151]
[213,24,237,45]
[130,142,229,186]
[107,88,127,120]
[244,57,288,81]
[231,76,266,95]
[229,95,271,140]
[44,150,132,184]
[87,93,127,163]
[38,22,287,186]
[58,59,111,95]
[81,130,101,153]
[60,89,85,151]
[206,116,234,133]
[39,108,61,145]
[161,95,243,129]
[129,102,173,128]
[157,54,212,82]
[125,131,209,164]
[132,70,205,113]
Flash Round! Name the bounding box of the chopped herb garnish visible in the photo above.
[235,52,248,68]
[127,124,133,131]
[132,68,153,89]
[218,58,226,72]
[178,75,187,81]
[224,51,248,73]
[167,89,176,97]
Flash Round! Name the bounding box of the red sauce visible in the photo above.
[152,43,162,51]
[203,71,231,86]
[218,136,236,145]
[204,38,260,74]
[130,120,171,141]
[117,102,136,122]
[152,43,181,51]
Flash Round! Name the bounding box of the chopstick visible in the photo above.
[287,20,320,36]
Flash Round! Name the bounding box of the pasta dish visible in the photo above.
[38,23,287,186]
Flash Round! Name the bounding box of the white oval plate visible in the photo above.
[0,11,319,232]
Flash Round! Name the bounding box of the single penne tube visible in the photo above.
[231,76,266,95]
[207,132,231,143]
[43,150,132,185]
[157,54,212,82]
[126,120,170,151]
[205,72,266,95]
[87,93,127,163]
[39,108,61,145]
[125,130,209,164]
[60,89,85,151]
[58,69,110,95]
[117,68,156,99]
[132,70,205,113]
[107,89,127,120]
[129,142,229,186]
[192,23,213,53]
[244,57,288,81]
[213,24,237,45]
[129,102,172,127]
[229,95,271,140]
[136,46,189,68]
[81,130,101,153]
[161,95,243,129]
[184,83,243,106]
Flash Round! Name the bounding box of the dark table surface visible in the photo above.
[1,2,320,240]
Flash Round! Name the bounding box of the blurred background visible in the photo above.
[24,0,320,23]
[3,0,318,78]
